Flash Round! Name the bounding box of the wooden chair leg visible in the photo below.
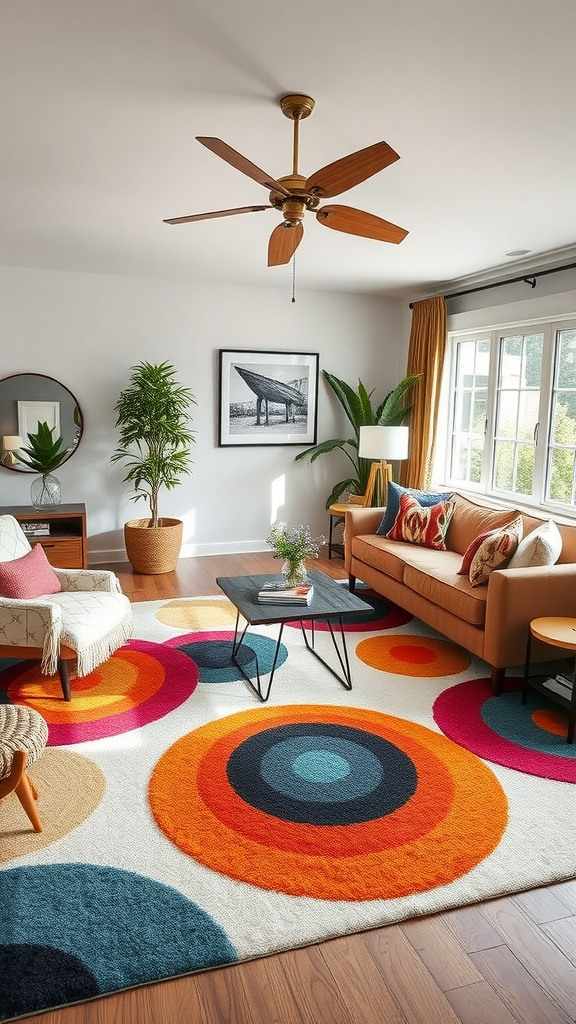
[58,658,71,701]
[15,772,43,832]
[491,666,505,695]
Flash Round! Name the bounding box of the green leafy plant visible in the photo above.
[295,370,422,507]
[111,360,196,528]
[17,421,69,474]
[267,523,323,563]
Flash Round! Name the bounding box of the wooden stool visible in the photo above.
[0,705,48,832]
[328,502,362,559]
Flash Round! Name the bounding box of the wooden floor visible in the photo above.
[18,551,576,1024]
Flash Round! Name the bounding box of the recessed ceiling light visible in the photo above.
[503,248,532,258]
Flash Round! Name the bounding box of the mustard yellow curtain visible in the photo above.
[399,296,447,489]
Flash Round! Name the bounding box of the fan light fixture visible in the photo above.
[163,94,408,270]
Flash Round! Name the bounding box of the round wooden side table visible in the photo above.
[523,616,576,744]
[327,503,360,559]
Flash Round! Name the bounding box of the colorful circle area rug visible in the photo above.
[0,864,237,1020]
[356,633,470,677]
[433,678,576,783]
[1,641,198,745]
[286,588,413,633]
[163,630,287,684]
[149,703,508,901]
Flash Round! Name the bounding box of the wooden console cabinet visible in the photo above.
[0,503,88,569]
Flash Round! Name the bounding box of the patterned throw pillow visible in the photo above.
[385,492,456,550]
[458,528,501,575]
[468,517,523,587]
[376,481,453,536]
[0,543,61,599]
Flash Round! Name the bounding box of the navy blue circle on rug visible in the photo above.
[164,629,287,683]
[226,722,417,824]
[285,586,413,632]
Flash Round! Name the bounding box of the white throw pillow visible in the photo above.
[507,519,562,568]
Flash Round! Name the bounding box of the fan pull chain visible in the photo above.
[292,254,296,303]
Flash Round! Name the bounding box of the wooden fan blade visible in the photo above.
[164,205,272,225]
[196,137,291,197]
[268,222,304,266]
[306,142,400,199]
[316,205,408,244]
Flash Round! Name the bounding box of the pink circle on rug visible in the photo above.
[5,641,198,745]
[433,678,575,783]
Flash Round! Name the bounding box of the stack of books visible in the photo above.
[20,521,50,537]
[542,671,573,698]
[257,582,314,605]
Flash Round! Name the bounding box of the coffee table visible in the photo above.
[216,569,373,702]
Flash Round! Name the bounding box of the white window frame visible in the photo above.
[441,315,576,518]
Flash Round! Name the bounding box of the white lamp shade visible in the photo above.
[2,435,23,451]
[358,425,409,461]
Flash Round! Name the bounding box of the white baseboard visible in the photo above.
[88,540,269,565]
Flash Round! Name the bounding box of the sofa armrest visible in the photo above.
[343,507,386,573]
[484,563,576,668]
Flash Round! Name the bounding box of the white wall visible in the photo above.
[0,265,407,561]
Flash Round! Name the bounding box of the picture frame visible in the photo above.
[218,349,319,447]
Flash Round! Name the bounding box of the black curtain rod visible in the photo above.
[409,261,576,308]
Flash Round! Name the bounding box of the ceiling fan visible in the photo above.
[163,94,408,267]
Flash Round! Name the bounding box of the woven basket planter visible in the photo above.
[124,518,183,574]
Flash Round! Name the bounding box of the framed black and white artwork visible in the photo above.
[218,349,319,447]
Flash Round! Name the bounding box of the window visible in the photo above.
[445,318,576,514]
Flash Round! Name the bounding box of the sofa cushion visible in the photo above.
[403,560,488,627]
[386,493,456,550]
[0,543,61,599]
[376,481,453,535]
[468,517,523,587]
[445,494,523,555]
[350,535,409,582]
[508,518,562,568]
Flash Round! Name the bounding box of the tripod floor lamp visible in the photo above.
[358,426,410,506]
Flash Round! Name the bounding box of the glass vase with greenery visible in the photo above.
[295,370,421,507]
[18,420,69,511]
[267,522,324,587]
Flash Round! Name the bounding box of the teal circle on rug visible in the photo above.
[0,864,237,1020]
[433,678,575,782]
[163,629,287,683]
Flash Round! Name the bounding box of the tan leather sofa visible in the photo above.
[344,493,576,692]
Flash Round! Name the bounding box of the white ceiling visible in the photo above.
[1,0,575,298]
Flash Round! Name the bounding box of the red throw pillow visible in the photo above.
[468,517,523,587]
[0,543,62,598]
[457,528,499,575]
[386,492,456,550]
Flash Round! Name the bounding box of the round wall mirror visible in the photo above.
[0,373,84,473]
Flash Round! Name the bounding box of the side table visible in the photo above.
[328,502,361,559]
[523,616,576,744]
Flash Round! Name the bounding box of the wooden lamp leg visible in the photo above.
[363,461,393,507]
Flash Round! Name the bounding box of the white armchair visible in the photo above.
[0,514,133,700]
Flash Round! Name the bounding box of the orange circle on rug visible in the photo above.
[532,709,570,737]
[356,634,470,676]
[149,704,507,901]
[156,598,237,629]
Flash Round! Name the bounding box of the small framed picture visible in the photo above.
[218,349,319,447]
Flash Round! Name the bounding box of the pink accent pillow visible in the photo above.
[468,517,523,587]
[0,543,62,599]
[386,492,456,550]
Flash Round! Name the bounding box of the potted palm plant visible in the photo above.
[111,360,196,573]
[295,370,421,507]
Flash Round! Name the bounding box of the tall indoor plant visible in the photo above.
[295,370,421,507]
[111,360,196,573]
